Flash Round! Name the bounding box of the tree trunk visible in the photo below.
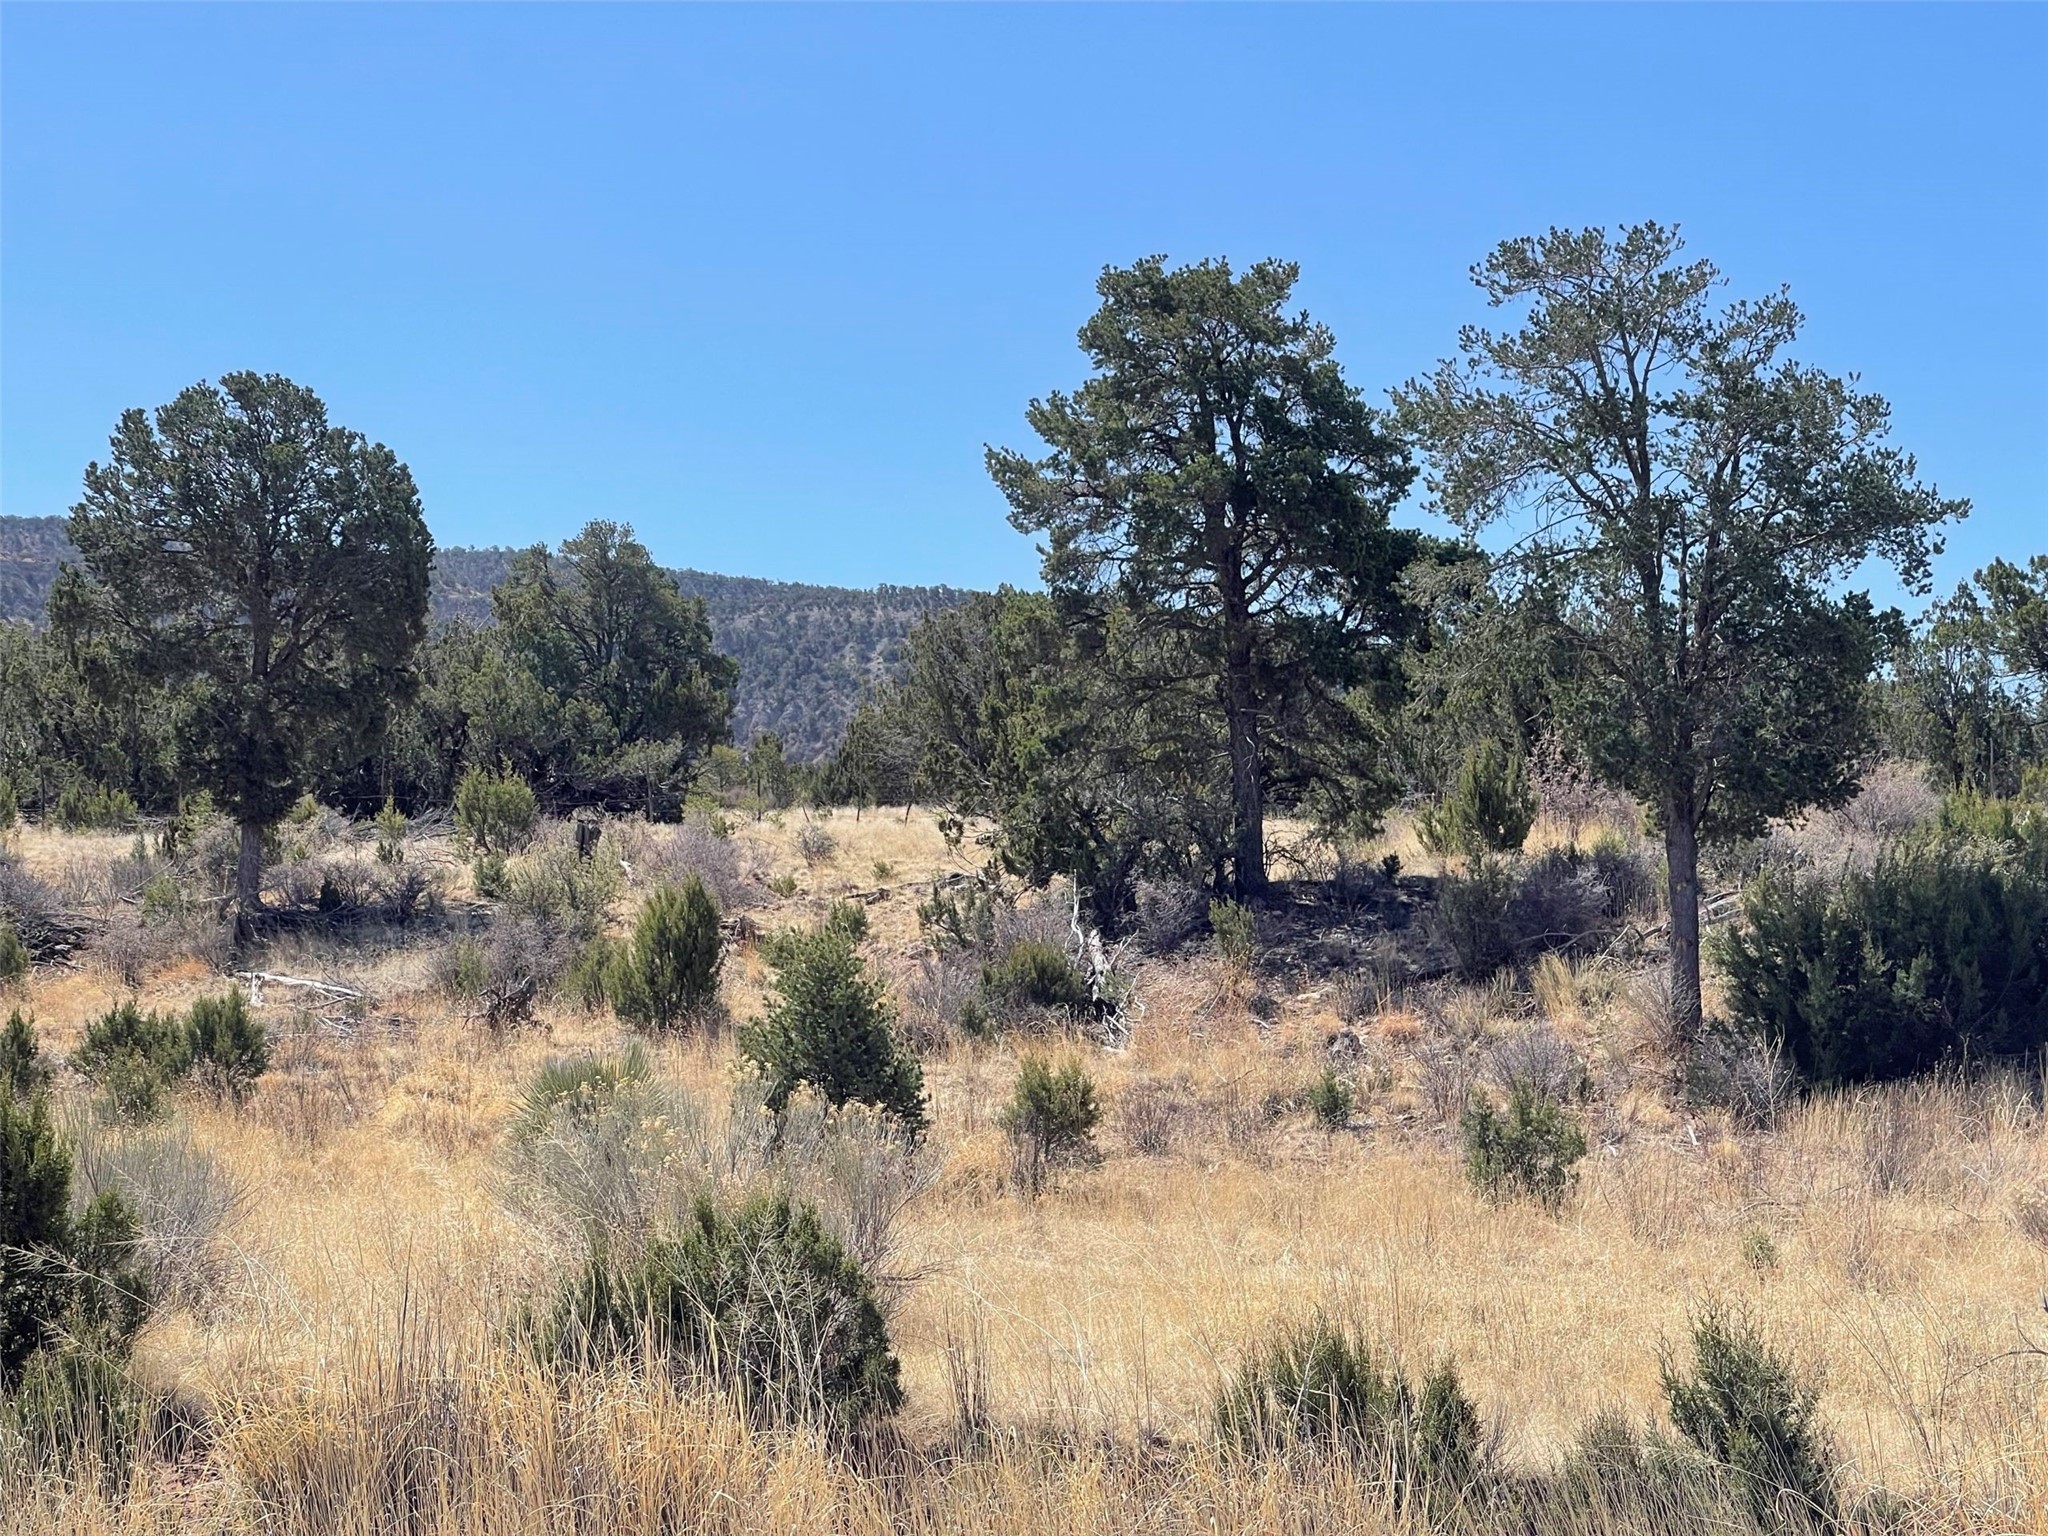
[234,819,265,943]
[1221,577,1265,900]
[1662,805,1704,1050]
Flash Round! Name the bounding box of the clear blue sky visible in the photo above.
[4,4,2043,595]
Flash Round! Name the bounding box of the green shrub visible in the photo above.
[1661,1307,1835,1527]
[564,934,624,1013]
[1000,1054,1100,1193]
[0,919,27,987]
[981,939,1088,1016]
[1217,1312,1481,1501]
[0,777,17,834]
[54,783,137,833]
[916,879,1000,952]
[472,850,510,899]
[612,878,724,1032]
[454,766,539,856]
[2,1010,50,1100]
[1713,817,2048,1084]
[2,1338,146,1490]
[1307,1068,1355,1131]
[1419,739,1536,860]
[1462,1081,1587,1211]
[767,872,799,899]
[71,1002,192,1123]
[823,899,870,945]
[739,929,926,1134]
[1438,855,1517,978]
[0,1091,150,1387]
[527,1191,902,1430]
[184,989,270,1105]
[373,796,407,865]
[1209,898,1257,972]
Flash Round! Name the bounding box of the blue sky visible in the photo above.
[3,4,2043,595]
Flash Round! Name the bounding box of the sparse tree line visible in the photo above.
[1,224,2044,1067]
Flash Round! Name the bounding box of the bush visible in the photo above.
[1462,1081,1587,1211]
[981,939,1088,1019]
[1419,738,1535,859]
[612,878,724,1033]
[436,916,573,1029]
[0,919,26,988]
[1209,898,1257,972]
[527,1191,903,1430]
[0,1091,150,1387]
[71,1001,192,1123]
[503,834,624,938]
[184,989,270,1104]
[1217,1312,1481,1502]
[1307,1068,1355,1130]
[454,766,539,856]
[69,1117,245,1310]
[502,1048,684,1253]
[1661,1307,1835,1527]
[54,783,137,833]
[795,823,837,867]
[1438,856,1517,978]
[1000,1054,1100,1193]
[2,1010,50,1100]
[0,777,16,835]
[739,930,926,1134]
[1713,818,2048,1084]
[373,797,407,865]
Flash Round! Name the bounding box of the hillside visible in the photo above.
[0,514,969,759]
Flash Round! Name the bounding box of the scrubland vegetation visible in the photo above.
[3,221,2046,1531]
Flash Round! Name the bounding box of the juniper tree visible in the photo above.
[52,373,432,934]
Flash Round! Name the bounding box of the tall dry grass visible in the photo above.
[5,811,2047,1533]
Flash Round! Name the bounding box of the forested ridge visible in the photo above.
[0,514,970,758]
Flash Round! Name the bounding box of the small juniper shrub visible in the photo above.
[1306,1068,1355,1131]
[1418,738,1536,860]
[373,797,407,865]
[564,934,624,1013]
[740,925,926,1134]
[0,919,28,988]
[1461,1081,1588,1211]
[525,1190,903,1432]
[453,766,539,857]
[1217,1312,1482,1507]
[71,1001,193,1123]
[611,876,724,1032]
[766,872,799,899]
[0,1090,152,1484]
[54,783,137,833]
[3,1009,50,1099]
[822,899,869,944]
[1660,1306,1836,1528]
[1713,808,2048,1085]
[184,989,270,1105]
[981,939,1089,1023]
[1209,898,1258,974]
[1000,1054,1101,1194]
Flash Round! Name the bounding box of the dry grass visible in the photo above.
[6,812,2048,1532]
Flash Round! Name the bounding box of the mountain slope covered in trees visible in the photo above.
[0,514,970,759]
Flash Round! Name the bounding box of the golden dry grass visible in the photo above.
[5,811,2048,1532]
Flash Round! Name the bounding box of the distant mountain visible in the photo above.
[0,515,970,760]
